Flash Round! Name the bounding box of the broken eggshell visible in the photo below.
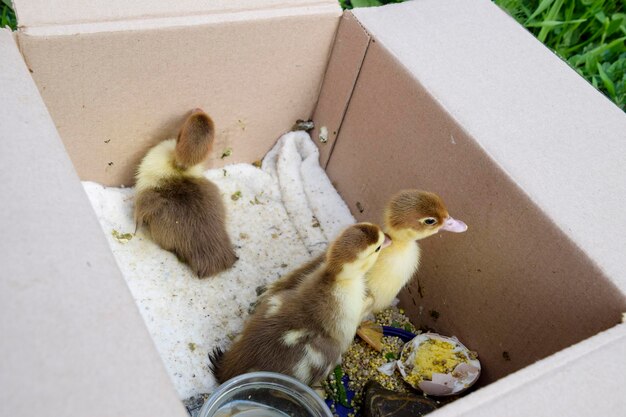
[397,333,480,396]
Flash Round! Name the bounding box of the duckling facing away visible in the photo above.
[134,109,237,278]
[209,223,390,385]
[365,190,467,314]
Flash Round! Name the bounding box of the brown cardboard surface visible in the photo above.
[17,7,341,186]
[353,0,626,295]
[311,12,370,167]
[322,1,626,386]
[13,0,338,27]
[0,29,187,417]
[431,323,626,417]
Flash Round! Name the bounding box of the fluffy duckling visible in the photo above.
[365,190,467,314]
[260,253,325,301]
[209,223,390,385]
[134,109,237,278]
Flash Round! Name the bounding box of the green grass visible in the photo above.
[342,0,626,111]
[494,0,626,110]
[1,0,16,30]
[339,0,404,8]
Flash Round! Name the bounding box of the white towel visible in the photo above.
[82,132,355,399]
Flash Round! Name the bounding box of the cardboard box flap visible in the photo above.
[323,0,626,388]
[432,323,626,417]
[12,0,340,29]
[17,5,341,186]
[352,0,626,294]
[0,29,186,417]
[312,11,371,167]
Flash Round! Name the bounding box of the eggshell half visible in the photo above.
[397,333,481,396]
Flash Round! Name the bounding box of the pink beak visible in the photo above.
[440,216,468,233]
[382,233,392,248]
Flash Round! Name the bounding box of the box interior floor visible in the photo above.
[2,0,626,416]
[82,131,358,400]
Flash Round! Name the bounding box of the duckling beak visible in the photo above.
[382,233,392,248]
[440,216,468,233]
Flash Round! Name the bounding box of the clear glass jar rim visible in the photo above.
[199,371,333,417]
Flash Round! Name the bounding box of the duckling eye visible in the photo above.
[423,218,437,226]
[375,246,381,252]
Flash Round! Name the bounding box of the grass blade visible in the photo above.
[351,0,383,7]
[526,0,557,23]
[537,0,565,43]
[597,62,617,98]
[525,18,588,27]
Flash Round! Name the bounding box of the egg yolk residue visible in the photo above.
[407,339,467,385]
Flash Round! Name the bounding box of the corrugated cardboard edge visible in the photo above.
[0,29,187,417]
[311,11,370,167]
[15,3,342,36]
[15,5,342,186]
[12,0,339,30]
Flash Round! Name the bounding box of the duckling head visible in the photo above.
[384,190,467,242]
[327,222,392,276]
[135,108,215,192]
[174,108,215,170]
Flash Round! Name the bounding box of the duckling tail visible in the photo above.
[208,347,225,380]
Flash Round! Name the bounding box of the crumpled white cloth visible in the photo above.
[82,131,355,400]
[263,131,355,256]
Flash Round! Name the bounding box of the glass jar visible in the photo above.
[199,372,333,417]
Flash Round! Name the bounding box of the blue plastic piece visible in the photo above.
[381,326,416,342]
[324,327,416,416]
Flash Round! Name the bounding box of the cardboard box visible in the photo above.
[1,0,625,416]
[14,0,341,186]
